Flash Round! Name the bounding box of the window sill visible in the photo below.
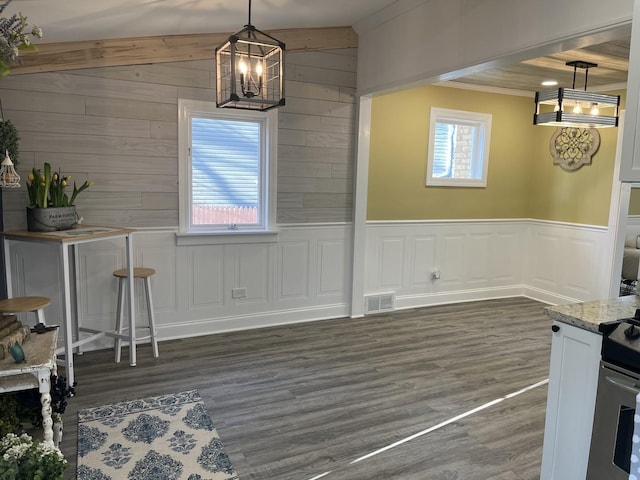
[426,178,487,188]
[175,230,279,246]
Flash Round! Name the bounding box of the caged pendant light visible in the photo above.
[0,149,19,188]
[533,60,620,128]
[215,0,285,111]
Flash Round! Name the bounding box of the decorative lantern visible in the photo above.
[0,149,19,188]
[215,0,285,111]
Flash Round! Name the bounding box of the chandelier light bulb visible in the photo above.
[590,103,599,116]
[573,102,583,114]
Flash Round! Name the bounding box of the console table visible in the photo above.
[0,328,58,446]
[2,226,137,387]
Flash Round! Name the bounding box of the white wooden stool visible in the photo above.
[0,296,51,325]
[113,267,159,363]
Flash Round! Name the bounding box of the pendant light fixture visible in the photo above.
[533,60,620,128]
[0,150,19,188]
[215,0,285,111]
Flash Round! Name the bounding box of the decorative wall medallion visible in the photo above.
[550,127,600,171]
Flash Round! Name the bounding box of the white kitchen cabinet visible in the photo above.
[620,0,640,181]
[540,321,602,480]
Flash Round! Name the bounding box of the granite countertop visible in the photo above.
[544,295,640,333]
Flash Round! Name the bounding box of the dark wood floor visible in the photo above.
[60,297,552,479]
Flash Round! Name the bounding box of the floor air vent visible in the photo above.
[365,293,395,314]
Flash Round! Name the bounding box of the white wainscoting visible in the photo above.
[525,220,610,304]
[6,220,610,352]
[6,224,352,351]
[364,219,610,309]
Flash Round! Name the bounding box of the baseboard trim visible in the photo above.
[393,285,581,311]
[394,286,527,310]
[154,304,351,344]
[521,286,581,306]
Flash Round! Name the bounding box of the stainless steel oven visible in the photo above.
[586,314,640,480]
[586,361,638,479]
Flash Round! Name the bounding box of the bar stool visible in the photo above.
[0,296,51,325]
[113,267,159,363]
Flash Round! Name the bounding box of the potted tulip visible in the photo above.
[25,163,93,232]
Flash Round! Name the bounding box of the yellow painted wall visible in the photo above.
[527,92,624,225]
[629,187,640,215]
[367,85,623,226]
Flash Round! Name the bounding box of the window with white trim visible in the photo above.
[426,107,492,187]
[178,99,277,234]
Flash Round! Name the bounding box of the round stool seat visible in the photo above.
[0,296,51,313]
[113,267,155,279]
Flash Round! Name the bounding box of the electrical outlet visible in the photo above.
[232,287,247,299]
[432,270,441,280]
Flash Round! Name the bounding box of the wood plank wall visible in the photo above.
[0,48,356,229]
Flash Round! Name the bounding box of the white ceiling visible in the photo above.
[3,0,630,94]
[5,0,399,44]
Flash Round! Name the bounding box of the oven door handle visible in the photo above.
[606,375,640,394]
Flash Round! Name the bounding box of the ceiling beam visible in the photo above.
[8,26,358,75]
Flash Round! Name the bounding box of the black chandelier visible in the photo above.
[533,60,620,128]
[215,0,285,111]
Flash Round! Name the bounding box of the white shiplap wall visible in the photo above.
[0,48,357,229]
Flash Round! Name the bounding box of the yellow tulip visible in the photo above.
[27,172,34,182]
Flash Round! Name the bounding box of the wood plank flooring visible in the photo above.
[59,297,552,479]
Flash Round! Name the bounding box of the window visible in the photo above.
[178,99,277,235]
[426,107,492,187]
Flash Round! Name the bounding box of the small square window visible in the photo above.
[426,107,492,187]
[178,99,277,235]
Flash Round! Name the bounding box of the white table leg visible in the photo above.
[61,244,74,387]
[126,233,136,367]
[72,244,82,354]
[37,370,54,446]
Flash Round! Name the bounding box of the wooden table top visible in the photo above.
[2,225,135,243]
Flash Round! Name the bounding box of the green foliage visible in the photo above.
[0,394,19,436]
[0,433,67,480]
[27,163,93,208]
[0,119,19,167]
[0,375,75,434]
[0,3,43,78]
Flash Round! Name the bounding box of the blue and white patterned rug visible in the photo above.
[77,390,239,480]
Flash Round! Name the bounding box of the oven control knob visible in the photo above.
[624,324,640,340]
